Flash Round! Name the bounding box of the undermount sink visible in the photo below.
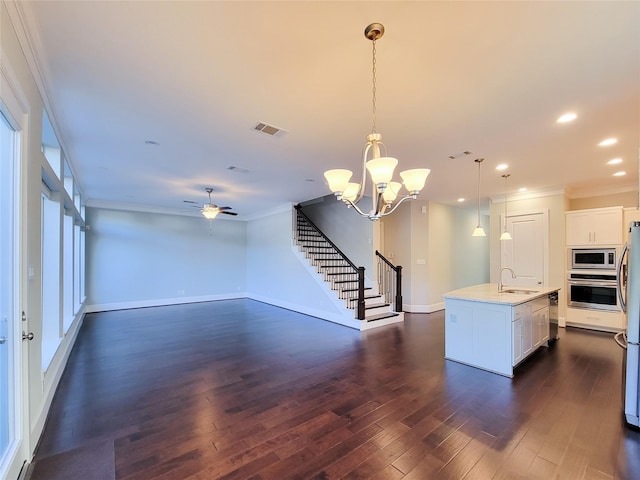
[501,288,539,294]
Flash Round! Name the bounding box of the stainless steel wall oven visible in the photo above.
[567,271,619,311]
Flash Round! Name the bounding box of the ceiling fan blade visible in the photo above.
[220,211,238,216]
[218,206,232,210]
[183,200,199,204]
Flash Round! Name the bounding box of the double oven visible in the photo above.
[568,247,620,311]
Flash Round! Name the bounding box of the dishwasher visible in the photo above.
[548,291,559,342]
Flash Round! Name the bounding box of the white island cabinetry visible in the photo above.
[443,284,559,378]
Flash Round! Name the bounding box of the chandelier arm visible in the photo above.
[373,189,385,217]
[354,143,372,205]
[342,198,370,218]
[380,194,416,216]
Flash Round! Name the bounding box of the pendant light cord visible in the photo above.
[371,37,377,134]
[476,160,481,225]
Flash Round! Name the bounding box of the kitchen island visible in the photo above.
[442,284,560,377]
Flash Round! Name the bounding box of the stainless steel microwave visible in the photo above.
[570,248,616,270]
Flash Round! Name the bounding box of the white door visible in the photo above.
[501,212,546,287]
[0,109,28,479]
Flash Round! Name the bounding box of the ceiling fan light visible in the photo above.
[382,181,402,203]
[324,169,353,194]
[400,168,430,193]
[366,157,398,185]
[202,205,219,219]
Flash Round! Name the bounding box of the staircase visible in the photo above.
[294,206,403,330]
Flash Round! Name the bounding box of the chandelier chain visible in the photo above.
[371,37,377,134]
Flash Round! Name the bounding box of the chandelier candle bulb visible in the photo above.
[365,157,398,187]
[382,181,402,203]
[400,169,431,194]
[342,183,361,203]
[324,169,353,196]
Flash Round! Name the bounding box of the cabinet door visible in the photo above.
[593,209,622,245]
[566,211,592,245]
[533,307,550,347]
[512,318,523,366]
[540,308,549,343]
[522,306,534,357]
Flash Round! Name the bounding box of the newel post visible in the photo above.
[395,265,403,313]
[357,267,365,320]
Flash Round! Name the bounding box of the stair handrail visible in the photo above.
[375,250,403,313]
[295,205,358,271]
[295,205,365,319]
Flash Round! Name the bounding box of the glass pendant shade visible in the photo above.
[400,168,431,193]
[472,226,486,237]
[324,169,353,194]
[342,182,360,202]
[365,157,398,185]
[382,181,402,203]
[500,231,512,240]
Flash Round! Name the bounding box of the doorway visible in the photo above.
[0,108,27,478]
[500,211,548,288]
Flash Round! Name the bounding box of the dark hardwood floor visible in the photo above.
[25,299,640,480]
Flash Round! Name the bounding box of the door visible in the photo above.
[501,212,546,287]
[0,109,28,478]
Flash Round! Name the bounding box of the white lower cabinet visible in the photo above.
[445,293,554,378]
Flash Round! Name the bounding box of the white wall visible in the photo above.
[85,208,247,311]
[453,207,490,288]
[299,195,374,273]
[246,207,353,325]
[381,201,489,312]
[489,192,569,321]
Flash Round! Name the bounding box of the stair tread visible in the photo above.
[365,312,400,322]
[348,295,381,302]
[342,287,372,293]
[365,303,390,310]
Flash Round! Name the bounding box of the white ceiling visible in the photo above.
[16,1,640,219]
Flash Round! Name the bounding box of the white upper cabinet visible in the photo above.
[566,206,622,246]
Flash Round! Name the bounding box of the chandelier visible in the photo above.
[323,23,431,221]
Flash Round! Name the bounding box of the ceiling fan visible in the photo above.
[184,187,238,219]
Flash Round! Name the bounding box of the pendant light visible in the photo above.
[500,174,512,240]
[472,158,486,237]
[323,23,431,221]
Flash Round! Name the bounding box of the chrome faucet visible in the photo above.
[498,267,516,292]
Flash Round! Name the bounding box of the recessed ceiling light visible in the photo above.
[613,171,626,176]
[557,112,577,123]
[457,198,465,202]
[599,138,618,147]
[518,187,527,192]
[607,158,623,165]
[496,164,508,171]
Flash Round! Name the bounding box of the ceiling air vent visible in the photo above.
[227,165,250,174]
[253,122,287,137]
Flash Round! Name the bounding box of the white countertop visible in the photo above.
[442,283,560,306]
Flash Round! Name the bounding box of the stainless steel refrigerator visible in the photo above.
[616,221,640,427]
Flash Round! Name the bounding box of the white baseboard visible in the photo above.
[85,293,248,313]
[247,293,361,330]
